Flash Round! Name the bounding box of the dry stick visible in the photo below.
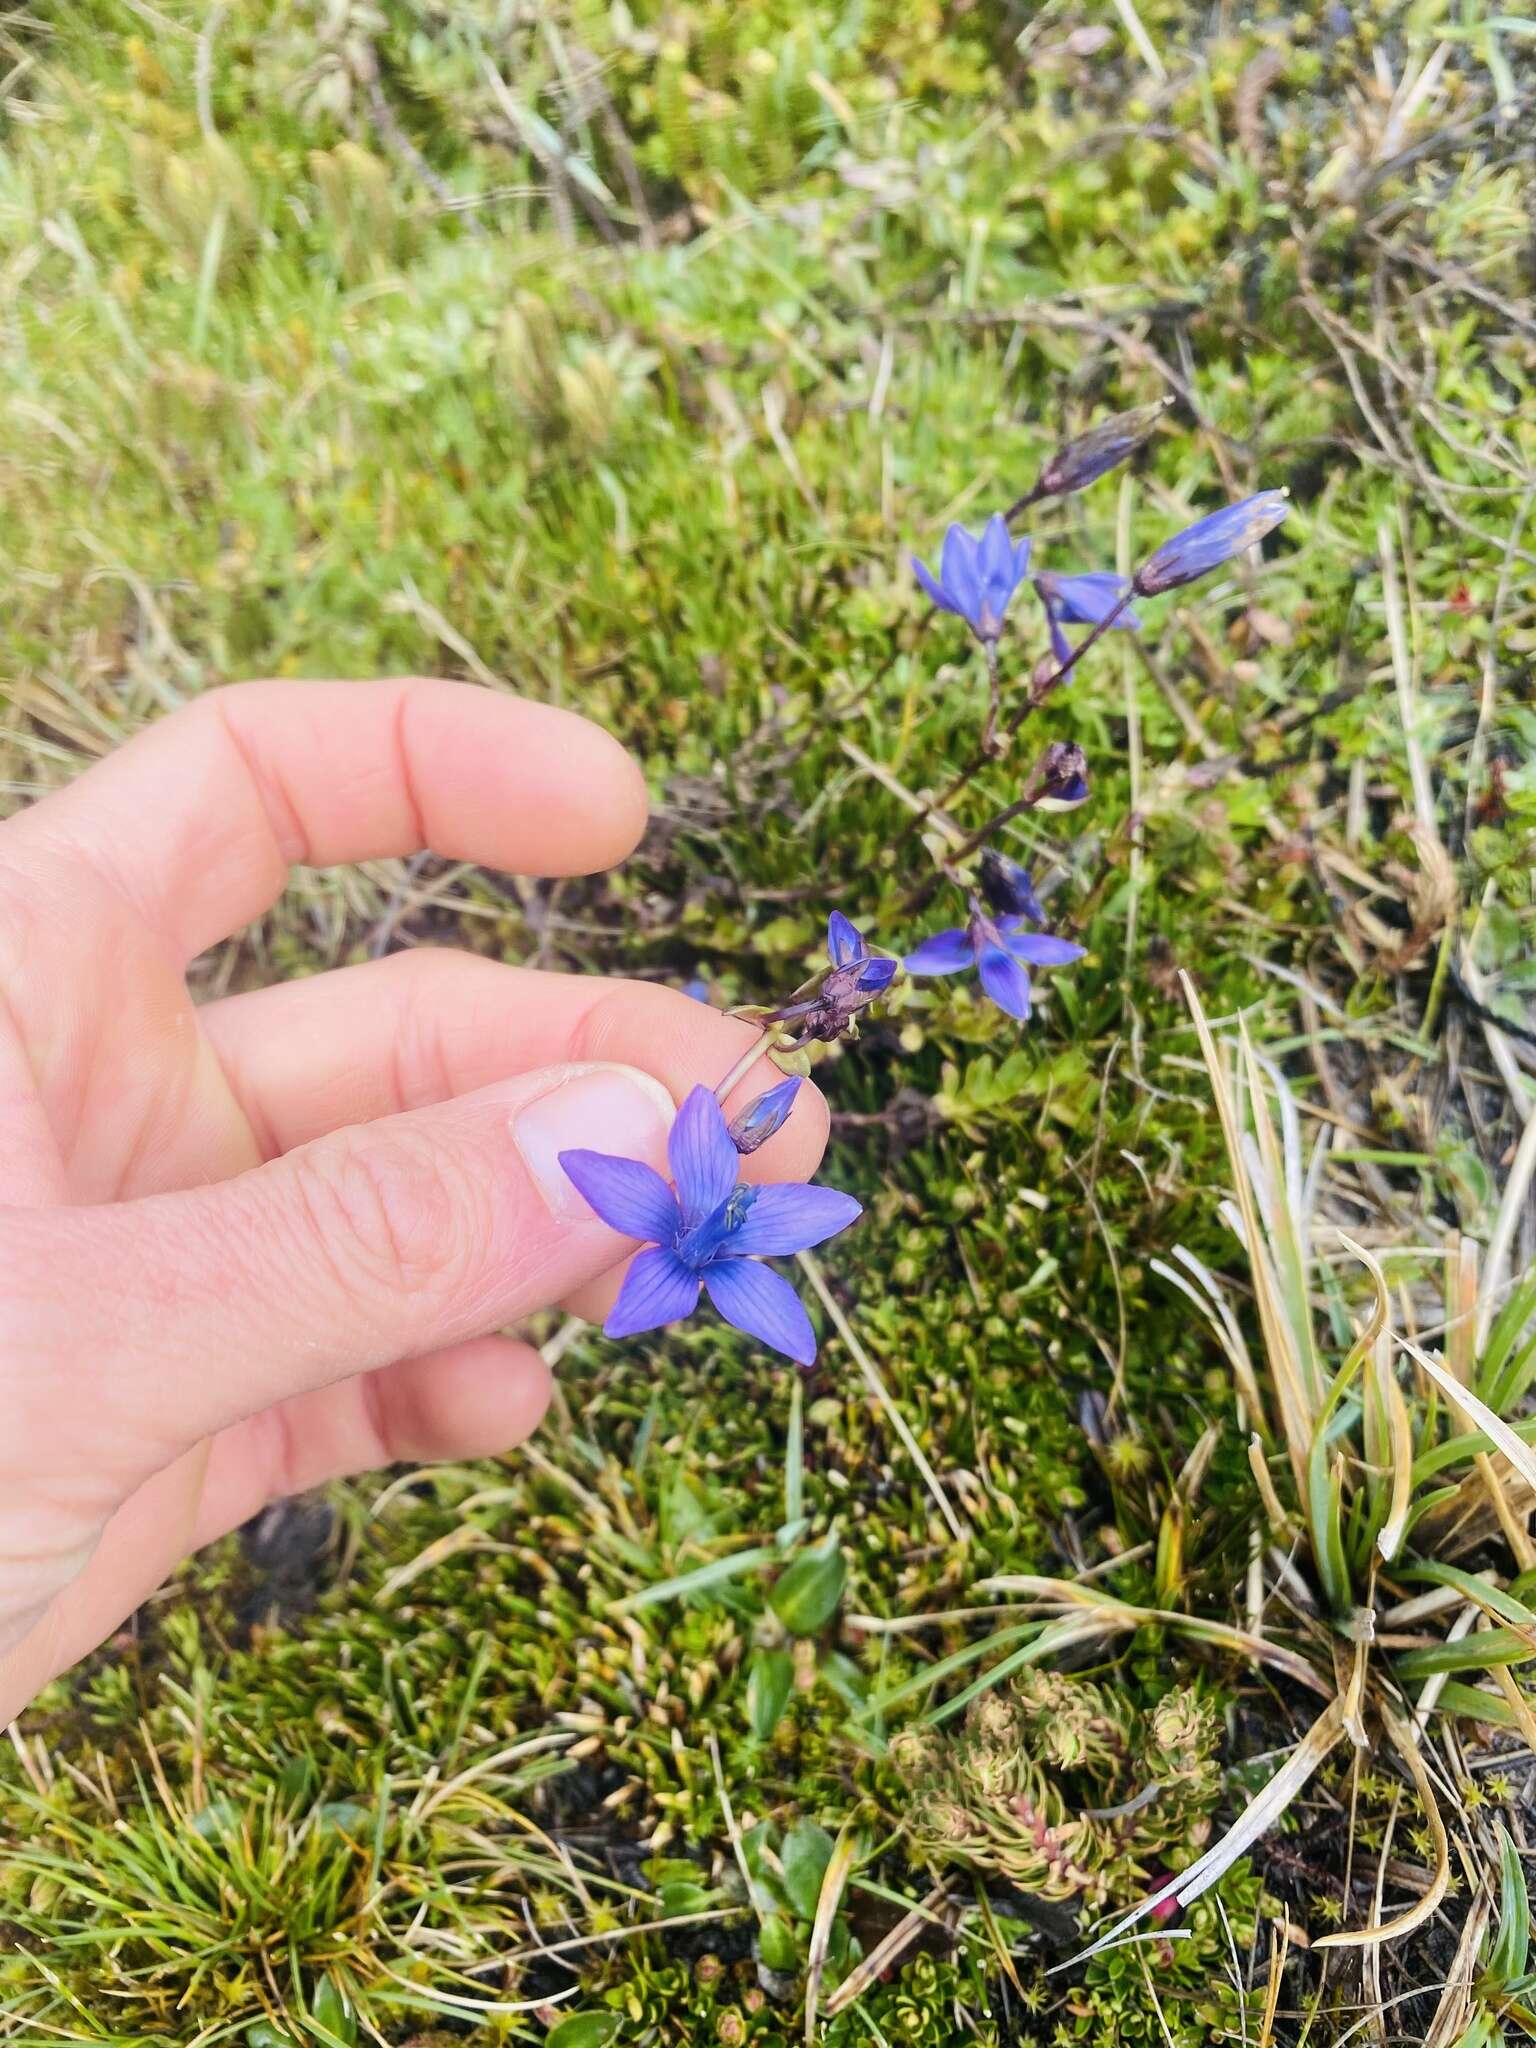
[796,1248,968,1545]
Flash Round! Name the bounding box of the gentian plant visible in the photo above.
[563,411,1289,1370]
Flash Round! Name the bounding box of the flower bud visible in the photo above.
[728,1077,803,1154]
[1134,490,1289,595]
[1031,400,1170,501]
[978,851,1045,924]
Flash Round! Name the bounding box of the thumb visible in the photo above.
[10,1063,678,1462]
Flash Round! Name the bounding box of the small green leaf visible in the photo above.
[309,1975,356,2047]
[547,2017,623,2048]
[659,1468,715,1549]
[746,1649,795,1739]
[757,1912,801,1973]
[1489,1825,1531,1984]
[780,1818,835,1921]
[769,1531,846,1636]
[246,2027,293,2048]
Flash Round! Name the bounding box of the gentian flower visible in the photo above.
[1033,571,1139,674]
[1134,490,1289,595]
[560,1086,861,1365]
[978,850,1045,924]
[767,913,897,1045]
[906,908,1085,1022]
[1034,571,1140,630]
[728,1075,803,1154]
[911,515,1032,643]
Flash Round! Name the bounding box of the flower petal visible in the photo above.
[559,1150,682,1243]
[857,955,898,992]
[1047,572,1139,628]
[604,1246,702,1340]
[977,944,1033,1019]
[826,909,866,966]
[1004,931,1086,968]
[939,524,982,630]
[979,513,1018,618]
[904,927,976,975]
[703,1259,818,1366]
[911,555,957,614]
[727,1182,863,1257]
[668,1084,740,1227]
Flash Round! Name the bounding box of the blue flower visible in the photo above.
[977,850,1045,924]
[911,515,1033,642]
[767,913,897,1044]
[1034,571,1141,629]
[728,1075,803,1154]
[560,1085,861,1365]
[905,910,1085,1022]
[1135,491,1289,595]
[1032,571,1139,672]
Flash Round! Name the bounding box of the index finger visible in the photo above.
[8,677,648,960]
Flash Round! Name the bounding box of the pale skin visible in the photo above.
[0,677,828,1726]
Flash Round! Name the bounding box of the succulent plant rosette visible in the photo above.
[890,1673,1222,1911]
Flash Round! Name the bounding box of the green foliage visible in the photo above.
[895,1670,1223,1907]
[2,2,1533,2044]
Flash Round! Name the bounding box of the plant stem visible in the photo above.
[895,590,1134,853]
[712,1030,788,1106]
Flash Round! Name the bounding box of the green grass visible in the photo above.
[3,0,1536,2041]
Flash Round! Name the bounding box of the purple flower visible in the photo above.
[561,1085,861,1366]
[977,850,1045,924]
[905,909,1085,1022]
[1034,571,1141,630]
[767,913,897,1045]
[911,515,1032,643]
[729,1076,803,1154]
[1134,491,1289,595]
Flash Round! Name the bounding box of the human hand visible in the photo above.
[0,678,827,1724]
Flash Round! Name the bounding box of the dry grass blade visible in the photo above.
[803,1824,859,2044]
[1060,1696,1349,1970]
[1405,1340,1536,1498]
[822,1883,949,2019]
[1314,1704,1448,1948]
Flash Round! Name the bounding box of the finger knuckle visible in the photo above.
[287,1128,482,1304]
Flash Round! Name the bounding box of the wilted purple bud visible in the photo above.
[1030,401,1168,503]
[1134,491,1289,596]
[978,851,1045,924]
[1031,740,1090,809]
[728,1076,803,1154]
[911,515,1032,643]
[769,953,897,1043]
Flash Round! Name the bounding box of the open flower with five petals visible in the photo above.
[905,909,1085,1022]
[560,1085,861,1365]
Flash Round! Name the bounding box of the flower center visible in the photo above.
[675,1183,757,1270]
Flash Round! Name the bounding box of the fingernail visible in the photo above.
[513,1065,676,1223]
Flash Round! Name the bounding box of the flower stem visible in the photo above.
[896,590,1133,853]
[712,1030,789,1106]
